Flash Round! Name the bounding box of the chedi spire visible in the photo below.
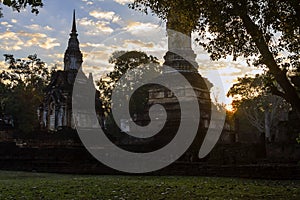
[71,9,78,37]
[63,10,83,71]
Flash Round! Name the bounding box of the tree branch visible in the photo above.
[270,86,287,100]
[238,11,300,116]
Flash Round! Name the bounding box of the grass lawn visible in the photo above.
[0,171,299,199]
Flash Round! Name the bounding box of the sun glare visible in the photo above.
[225,104,235,113]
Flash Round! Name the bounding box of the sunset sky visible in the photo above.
[0,0,262,106]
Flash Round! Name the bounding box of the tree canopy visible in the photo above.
[228,73,290,141]
[1,54,50,88]
[130,0,300,116]
[0,54,50,133]
[97,50,161,115]
[228,73,270,109]
[0,0,43,17]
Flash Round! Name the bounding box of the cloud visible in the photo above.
[24,37,60,49]
[18,31,47,38]
[84,50,111,63]
[123,39,154,48]
[11,19,17,23]
[1,22,7,25]
[82,0,95,5]
[0,31,24,50]
[196,58,263,104]
[0,31,60,51]
[0,21,13,28]
[25,24,54,31]
[89,10,121,23]
[81,42,106,48]
[39,38,60,49]
[48,53,64,59]
[114,0,134,5]
[80,39,166,81]
[83,50,113,77]
[44,26,53,31]
[78,17,114,35]
[198,59,262,78]
[123,21,160,36]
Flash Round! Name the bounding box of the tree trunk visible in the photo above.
[264,112,271,142]
[240,14,300,119]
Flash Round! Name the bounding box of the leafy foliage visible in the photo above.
[0,54,50,133]
[228,73,290,140]
[228,73,271,109]
[97,51,161,115]
[0,81,10,115]
[130,0,300,115]
[1,54,50,88]
[0,0,43,18]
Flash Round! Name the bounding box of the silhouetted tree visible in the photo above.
[0,0,43,18]
[0,54,50,133]
[228,73,290,142]
[97,50,161,115]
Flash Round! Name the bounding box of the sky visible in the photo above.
[0,0,262,107]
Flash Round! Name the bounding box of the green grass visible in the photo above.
[0,171,299,199]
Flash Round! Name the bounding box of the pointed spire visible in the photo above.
[71,9,77,37]
[64,10,82,71]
